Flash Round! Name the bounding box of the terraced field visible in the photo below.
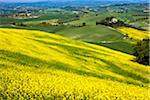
[0,28,149,99]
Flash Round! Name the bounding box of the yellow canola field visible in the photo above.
[0,28,149,99]
[118,27,149,40]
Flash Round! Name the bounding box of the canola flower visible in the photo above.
[117,27,149,40]
[0,28,149,99]
[0,67,149,100]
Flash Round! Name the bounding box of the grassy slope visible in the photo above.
[0,28,149,99]
[56,13,134,54]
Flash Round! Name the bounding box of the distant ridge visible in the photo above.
[0,0,148,6]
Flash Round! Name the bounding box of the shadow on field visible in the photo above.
[0,50,147,86]
[98,59,149,84]
[87,41,134,54]
[32,39,110,57]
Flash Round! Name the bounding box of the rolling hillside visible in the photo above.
[117,27,149,40]
[57,25,135,54]
[0,12,141,54]
[56,13,135,54]
[0,28,149,99]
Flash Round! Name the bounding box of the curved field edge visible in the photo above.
[0,28,149,99]
[117,27,150,40]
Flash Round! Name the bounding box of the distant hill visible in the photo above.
[0,28,149,99]
[0,0,148,7]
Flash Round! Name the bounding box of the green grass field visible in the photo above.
[0,28,149,99]
[56,14,135,54]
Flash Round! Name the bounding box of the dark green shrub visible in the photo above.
[134,39,149,65]
[82,22,86,26]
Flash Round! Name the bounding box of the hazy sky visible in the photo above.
[0,0,47,2]
[0,0,147,3]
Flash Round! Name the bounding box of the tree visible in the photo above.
[11,22,16,25]
[134,39,149,65]
[82,22,86,26]
[58,20,64,25]
[18,22,26,27]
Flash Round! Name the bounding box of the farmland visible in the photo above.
[0,3,149,54]
[0,28,149,99]
[0,1,149,99]
[117,27,149,40]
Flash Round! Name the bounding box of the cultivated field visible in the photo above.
[118,27,149,40]
[0,28,149,99]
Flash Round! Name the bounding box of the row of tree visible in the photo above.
[96,16,147,31]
